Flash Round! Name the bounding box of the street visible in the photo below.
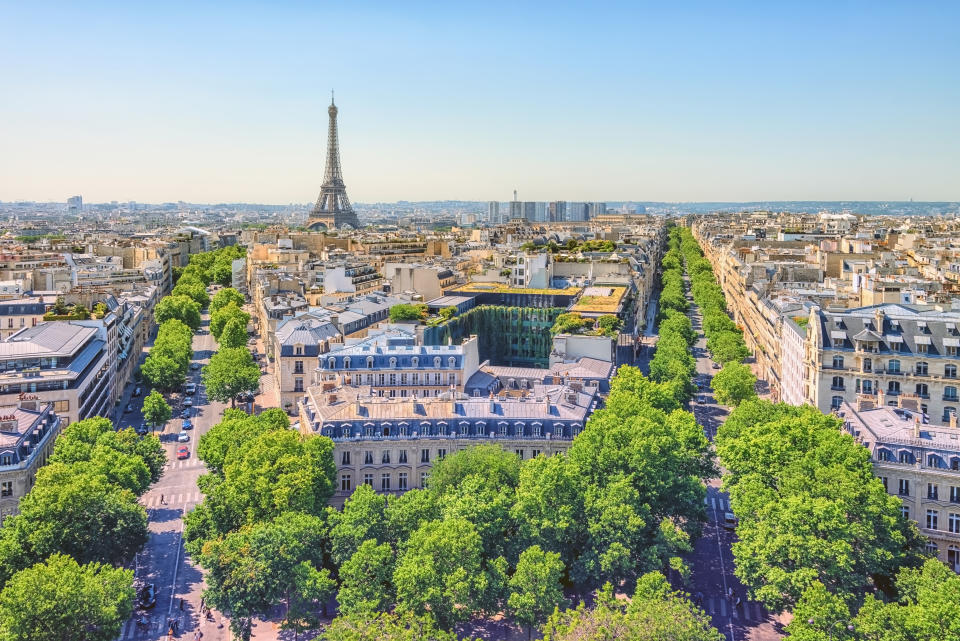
[684,288,785,641]
[119,311,232,641]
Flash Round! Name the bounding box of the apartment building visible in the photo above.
[298,380,596,505]
[841,401,960,572]
[0,298,48,339]
[0,401,62,522]
[315,330,480,399]
[805,304,960,422]
[0,321,116,425]
[272,317,343,413]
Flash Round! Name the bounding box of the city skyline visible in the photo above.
[2,2,958,203]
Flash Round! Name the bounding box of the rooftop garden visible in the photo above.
[550,312,622,338]
[453,282,580,296]
[570,286,627,313]
[520,238,617,253]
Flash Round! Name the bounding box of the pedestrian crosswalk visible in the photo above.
[165,459,203,471]
[705,496,730,511]
[143,491,203,508]
[701,598,767,622]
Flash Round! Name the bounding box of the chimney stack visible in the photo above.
[877,388,885,407]
[914,415,921,438]
[951,413,958,430]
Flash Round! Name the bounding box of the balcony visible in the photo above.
[944,396,960,402]
[830,385,846,391]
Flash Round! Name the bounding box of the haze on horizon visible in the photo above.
[2,1,958,205]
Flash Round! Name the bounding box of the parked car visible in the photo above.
[180,408,191,419]
[183,397,193,407]
[182,418,193,430]
[133,386,142,397]
[190,362,200,371]
[184,383,197,395]
[177,431,190,443]
[177,445,189,459]
[124,404,133,413]
[139,584,157,609]
[135,423,149,436]
[712,363,721,370]
[723,512,738,530]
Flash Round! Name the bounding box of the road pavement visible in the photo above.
[684,286,785,641]
[120,313,232,641]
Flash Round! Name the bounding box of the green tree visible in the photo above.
[542,578,723,641]
[171,280,210,308]
[210,287,245,315]
[51,296,69,315]
[393,518,492,629]
[196,408,289,475]
[337,539,396,615]
[72,303,91,320]
[202,347,261,406]
[0,467,147,586]
[508,545,567,640]
[154,294,202,331]
[707,331,750,365]
[326,484,388,566]
[210,302,250,340]
[389,304,426,322]
[185,429,336,549]
[141,390,171,428]
[427,444,521,496]
[141,353,186,393]
[439,306,457,320]
[92,301,108,318]
[710,362,757,406]
[0,554,134,641]
[219,316,249,349]
[49,418,165,486]
[319,611,462,641]
[197,512,334,641]
[384,489,439,551]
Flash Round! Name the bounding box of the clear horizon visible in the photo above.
[2,2,958,203]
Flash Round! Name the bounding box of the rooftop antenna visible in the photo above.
[331,89,335,105]
[513,189,518,201]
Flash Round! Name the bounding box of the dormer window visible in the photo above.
[367,356,374,368]
[448,357,456,368]
[389,357,397,368]
[295,345,303,356]
[343,357,351,368]
[328,357,336,369]
[411,356,418,367]
[434,357,441,368]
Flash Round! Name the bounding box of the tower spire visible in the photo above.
[307,93,360,230]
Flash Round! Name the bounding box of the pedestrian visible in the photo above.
[727,587,733,600]
[160,493,164,505]
[179,598,184,610]
[200,596,205,611]
[736,597,742,608]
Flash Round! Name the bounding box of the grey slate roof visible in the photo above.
[0,322,97,358]
[276,317,341,346]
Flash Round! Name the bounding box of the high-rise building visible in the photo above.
[522,202,537,221]
[588,202,607,218]
[487,201,500,224]
[549,201,567,222]
[535,202,548,222]
[66,196,82,214]
[567,202,589,222]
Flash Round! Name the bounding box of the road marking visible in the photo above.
[719,598,726,616]
[711,497,717,510]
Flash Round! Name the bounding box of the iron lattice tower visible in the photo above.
[308,93,360,230]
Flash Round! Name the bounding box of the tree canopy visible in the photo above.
[202,347,261,406]
[154,294,201,331]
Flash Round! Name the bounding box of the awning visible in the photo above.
[886,335,904,343]
[830,331,847,340]
[914,336,932,345]
[944,338,960,347]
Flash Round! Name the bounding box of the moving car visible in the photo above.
[139,584,156,609]
[177,445,189,459]
[182,418,193,430]
[135,423,149,436]
[712,363,721,370]
[124,403,133,413]
[177,431,190,443]
[133,387,142,397]
[181,408,191,419]
[183,397,193,407]
[190,362,200,370]
[184,383,197,395]
[722,512,738,530]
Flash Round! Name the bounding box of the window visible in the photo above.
[6,319,11,329]
[926,542,939,556]
[434,357,441,368]
[343,357,350,368]
[420,449,430,463]
[950,513,960,534]
[831,395,843,410]
[381,450,391,464]
[0,455,11,466]
[381,474,391,491]
[0,482,11,497]
[398,473,408,490]
[420,472,429,488]
[398,450,407,464]
[952,486,960,504]
[916,362,928,375]
[946,386,959,401]
[434,373,441,385]
[899,450,914,464]
[448,357,456,368]
[367,356,374,368]
[448,373,456,385]
[340,474,351,492]
[363,473,374,486]
[918,343,928,354]
[929,483,940,500]
[916,383,929,398]
[364,451,373,465]
[400,373,407,385]
[945,407,957,423]
[887,359,901,373]
[901,505,910,520]
[53,400,69,412]
[295,345,303,356]
[411,357,418,367]
[294,378,303,392]
[927,509,939,530]
[899,479,910,496]
[294,360,303,374]
[389,357,397,368]
[862,380,873,394]
[328,357,335,368]
[891,341,901,352]
[341,451,351,465]
[888,381,901,395]
[18,318,23,327]
[833,355,844,369]
[881,476,888,492]
[863,357,872,372]
[515,449,524,459]
[389,374,397,386]
[831,375,844,390]
[532,449,541,458]
[946,365,958,378]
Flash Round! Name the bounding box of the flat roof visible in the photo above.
[452,283,581,296]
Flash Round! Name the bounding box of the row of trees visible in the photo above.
[649,229,697,405]
[204,287,260,406]
[0,417,165,640]
[676,228,757,407]
[142,318,194,393]
[184,360,721,639]
[716,400,924,618]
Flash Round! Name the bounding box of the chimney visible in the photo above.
[914,415,921,438]
[877,388,885,407]
[951,413,958,430]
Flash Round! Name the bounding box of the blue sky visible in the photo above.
[1,1,957,203]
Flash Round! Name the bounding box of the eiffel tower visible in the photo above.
[307,93,361,230]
